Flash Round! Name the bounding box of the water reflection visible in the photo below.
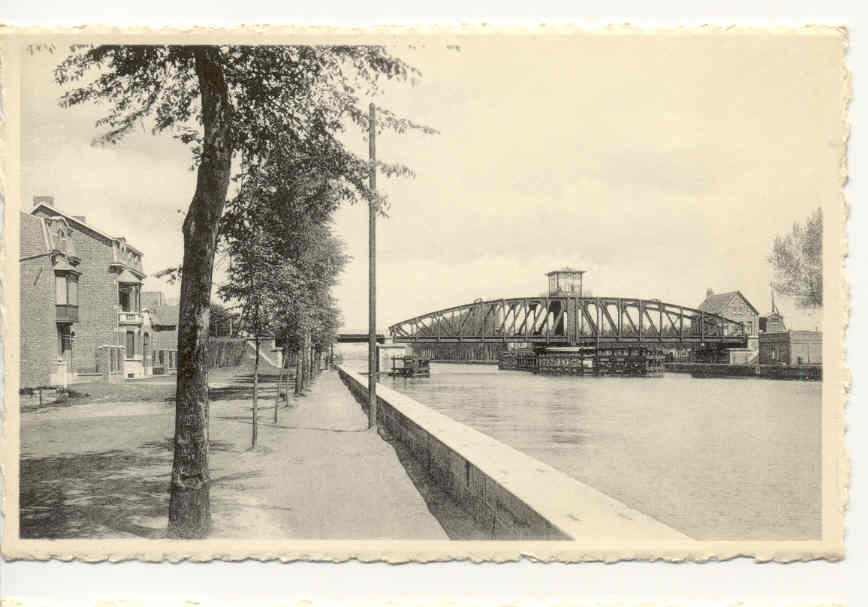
[385,363,822,540]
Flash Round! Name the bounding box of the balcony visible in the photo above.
[118,311,144,326]
[56,304,79,323]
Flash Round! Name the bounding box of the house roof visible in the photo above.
[19,213,49,259]
[117,269,142,283]
[150,305,179,327]
[763,312,788,334]
[546,268,586,276]
[31,203,143,255]
[698,291,760,316]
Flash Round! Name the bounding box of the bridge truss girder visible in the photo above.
[388,296,747,346]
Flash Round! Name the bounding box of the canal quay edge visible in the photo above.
[337,366,692,543]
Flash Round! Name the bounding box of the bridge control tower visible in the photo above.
[546,268,586,297]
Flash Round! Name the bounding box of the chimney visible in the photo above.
[33,195,54,208]
[72,215,87,224]
[706,288,714,298]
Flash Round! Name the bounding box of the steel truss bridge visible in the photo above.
[388,296,747,347]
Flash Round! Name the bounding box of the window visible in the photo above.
[56,275,67,304]
[126,331,135,357]
[57,325,73,357]
[56,229,69,253]
[56,273,79,306]
[119,284,141,312]
[68,276,78,305]
[119,288,130,311]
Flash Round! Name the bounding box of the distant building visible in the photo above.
[758,291,788,334]
[144,295,179,375]
[19,196,171,388]
[698,288,760,346]
[759,331,823,366]
[695,288,760,364]
[143,291,167,309]
[758,293,822,366]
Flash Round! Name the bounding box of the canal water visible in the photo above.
[383,363,822,540]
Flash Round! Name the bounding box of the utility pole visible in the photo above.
[368,102,378,430]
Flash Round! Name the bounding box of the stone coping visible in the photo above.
[339,366,692,542]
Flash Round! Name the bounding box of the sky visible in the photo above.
[19,32,844,332]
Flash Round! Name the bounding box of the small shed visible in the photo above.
[759,331,822,366]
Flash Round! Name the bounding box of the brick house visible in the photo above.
[20,196,157,388]
[19,209,83,388]
[143,292,179,375]
[696,288,760,363]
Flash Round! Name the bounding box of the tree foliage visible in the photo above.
[52,43,431,537]
[218,151,349,419]
[55,45,434,211]
[219,155,349,348]
[208,302,236,337]
[769,207,823,309]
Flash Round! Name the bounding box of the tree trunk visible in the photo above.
[252,334,259,448]
[305,331,313,386]
[168,47,233,539]
[276,345,288,423]
[295,345,304,395]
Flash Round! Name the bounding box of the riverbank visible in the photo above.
[665,362,822,380]
[20,368,448,540]
[340,365,690,542]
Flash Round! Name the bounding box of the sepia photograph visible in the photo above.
[0,26,848,561]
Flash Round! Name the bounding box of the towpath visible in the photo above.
[208,370,449,539]
[20,368,448,540]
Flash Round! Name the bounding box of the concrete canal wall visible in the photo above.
[666,362,822,381]
[338,366,691,542]
[430,360,499,365]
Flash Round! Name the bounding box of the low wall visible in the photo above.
[430,360,499,365]
[338,366,690,542]
[666,362,822,381]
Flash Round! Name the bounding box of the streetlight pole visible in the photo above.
[368,102,378,430]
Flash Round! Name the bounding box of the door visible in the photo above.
[143,333,151,375]
[57,324,73,386]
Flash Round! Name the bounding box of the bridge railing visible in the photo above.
[389,296,746,345]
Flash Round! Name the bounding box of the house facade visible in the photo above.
[696,288,760,364]
[144,293,179,375]
[19,209,83,388]
[20,196,169,388]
